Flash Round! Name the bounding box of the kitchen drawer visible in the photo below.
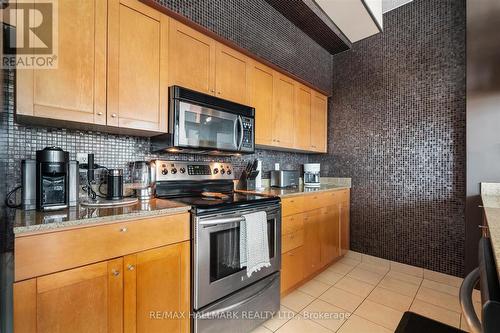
[15,213,190,281]
[281,246,304,294]
[282,196,305,216]
[282,229,304,254]
[282,213,304,235]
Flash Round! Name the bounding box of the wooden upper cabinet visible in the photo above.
[169,19,216,94]
[273,73,296,148]
[107,0,168,132]
[311,92,328,152]
[16,0,107,125]
[294,84,312,150]
[215,44,250,104]
[250,62,274,146]
[14,259,124,333]
[124,242,190,333]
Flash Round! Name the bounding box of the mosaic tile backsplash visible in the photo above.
[312,0,466,276]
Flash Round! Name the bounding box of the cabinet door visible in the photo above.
[14,259,123,333]
[169,19,216,94]
[281,246,304,295]
[311,92,328,152]
[124,241,190,333]
[320,206,340,266]
[340,197,350,256]
[303,211,322,277]
[215,44,250,104]
[294,84,312,150]
[108,0,168,132]
[250,62,274,146]
[273,74,295,148]
[17,0,107,125]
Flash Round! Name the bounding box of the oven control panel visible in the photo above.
[155,160,234,181]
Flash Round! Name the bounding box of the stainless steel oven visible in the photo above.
[193,201,281,310]
[151,86,255,154]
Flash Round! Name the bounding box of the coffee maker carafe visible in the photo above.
[303,163,321,187]
[36,147,70,211]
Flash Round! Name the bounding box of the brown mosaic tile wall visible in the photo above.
[313,0,466,276]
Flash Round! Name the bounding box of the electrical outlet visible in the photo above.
[76,153,88,165]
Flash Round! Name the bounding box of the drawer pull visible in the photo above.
[127,264,135,271]
[120,227,128,233]
[112,269,120,277]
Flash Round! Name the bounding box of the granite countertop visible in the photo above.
[480,182,500,279]
[12,198,191,236]
[237,183,351,198]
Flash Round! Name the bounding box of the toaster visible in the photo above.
[270,170,300,188]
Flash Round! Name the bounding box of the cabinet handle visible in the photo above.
[478,225,488,229]
[127,264,135,271]
[112,269,120,277]
[119,227,128,233]
[111,113,117,118]
[97,111,103,116]
[210,89,215,93]
[217,91,221,95]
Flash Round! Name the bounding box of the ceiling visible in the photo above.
[382,0,414,13]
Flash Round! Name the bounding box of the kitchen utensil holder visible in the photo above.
[237,170,257,191]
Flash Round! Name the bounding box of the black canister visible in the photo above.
[106,169,124,200]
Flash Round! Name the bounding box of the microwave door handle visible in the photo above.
[237,116,244,150]
[233,117,239,149]
[200,216,245,226]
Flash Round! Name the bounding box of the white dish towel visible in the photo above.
[240,211,271,277]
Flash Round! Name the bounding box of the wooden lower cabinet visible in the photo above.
[14,259,124,333]
[280,189,350,295]
[281,246,305,294]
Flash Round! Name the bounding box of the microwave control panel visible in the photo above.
[241,117,254,151]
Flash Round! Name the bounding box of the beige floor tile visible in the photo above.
[298,279,331,298]
[354,299,403,330]
[250,325,273,333]
[314,270,344,285]
[301,299,351,331]
[337,314,392,333]
[319,287,365,312]
[385,270,423,286]
[327,262,356,275]
[337,257,361,267]
[335,276,375,298]
[347,267,384,285]
[415,286,461,313]
[367,286,413,311]
[262,305,296,331]
[281,290,315,312]
[362,254,391,268]
[421,279,459,297]
[378,275,419,297]
[390,261,423,277]
[356,262,390,275]
[423,269,463,288]
[275,315,332,333]
[460,314,471,332]
[344,250,363,261]
[410,299,461,328]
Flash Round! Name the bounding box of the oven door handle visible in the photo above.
[199,273,279,318]
[199,216,245,226]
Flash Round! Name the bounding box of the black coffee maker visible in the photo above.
[36,147,70,211]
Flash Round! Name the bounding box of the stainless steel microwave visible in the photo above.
[151,86,255,154]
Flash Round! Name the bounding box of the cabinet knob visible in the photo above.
[111,113,117,118]
[97,111,103,116]
[127,264,135,271]
[120,227,128,233]
[210,89,215,93]
[217,91,221,95]
[112,269,120,276]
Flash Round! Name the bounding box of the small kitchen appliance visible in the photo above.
[154,160,281,333]
[270,170,300,188]
[151,86,255,155]
[105,169,124,200]
[303,163,321,187]
[129,161,156,200]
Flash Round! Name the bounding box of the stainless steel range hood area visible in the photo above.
[151,86,255,156]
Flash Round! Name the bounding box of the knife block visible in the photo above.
[237,170,257,191]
